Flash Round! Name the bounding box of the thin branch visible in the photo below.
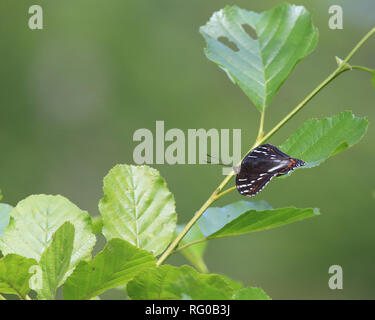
[256,110,266,143]
[351,65,375,74]
[175,232,245,254]
[214,186,237,200]
[342,27,375,64]
[174,238,208,253]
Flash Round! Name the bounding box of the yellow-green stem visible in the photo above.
[256,110,265,142]
[174,238,208,253]
[215,186,237,200]
[351,65,375,74]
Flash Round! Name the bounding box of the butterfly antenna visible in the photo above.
[206,154,226,166]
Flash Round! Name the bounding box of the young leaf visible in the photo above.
[127,265,242,300]
[198,200,272,237]
[36,222,75,300]
[63,239,156,300]
[99,165,177,256]
[280,111,368,168]
[233,287,271,300]
[206,207,319,239]
[0,254,37,299]
[0,195,96,276]
[0,204,12,239]
[200,4,318,112]
[175,224,208,273]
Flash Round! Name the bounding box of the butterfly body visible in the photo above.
[235,144,305,197]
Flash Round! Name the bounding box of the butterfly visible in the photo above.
[235,144,305,197]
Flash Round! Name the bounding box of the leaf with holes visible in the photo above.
[0,195,96,284]
[0,204,12,239]
[280,111,368,169]
[63,239,156,300]
[200,3,318,112]
[198,201,319,239]
[0,254,37,299]
[99,165,177,256]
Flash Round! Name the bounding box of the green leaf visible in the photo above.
[200,3,318,112]
[197,201,318,239]
[0,204,12,239]
[99,164,177,256]
[0,195,96,277]
[280,111,368,168]
[36,222,75,300]
[175,224,208,273]
[198,200,272,237]
[372,72,375,90]
[233,287,271,300]
[127,265,242,300]
[63,238,156,300]
[0,254,37,299]
[208,207,319,239]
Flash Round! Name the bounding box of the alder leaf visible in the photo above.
[99,165,177,256]
[280,111,368,168]
[200,3,318,111]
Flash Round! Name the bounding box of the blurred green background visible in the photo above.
[1,0,374,299]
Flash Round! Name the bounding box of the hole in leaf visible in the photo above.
[218,36,239,52]
[242,24,258,40]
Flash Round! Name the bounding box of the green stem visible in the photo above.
[256,110,265,142]
[175,232,245,254]
[156,186,223,266]
[174,238,208,253]
[351,65,375,74]
[156,26,375,267]
[342,27,375,64]
[157,170,238,266]
[215,186,237,200]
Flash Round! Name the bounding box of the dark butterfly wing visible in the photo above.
[244,144,279,160]
[236,171,276,196]
[261,144,291,158]
[235,144,306,197]
[275,157,306,176]
[247,144,291,160]
[243,144,305,176]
